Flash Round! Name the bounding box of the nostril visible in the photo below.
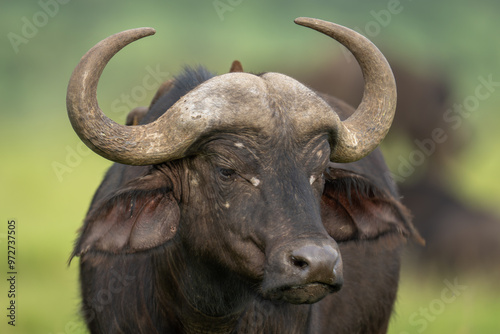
[290,256,309,269]
[289,244,340,279]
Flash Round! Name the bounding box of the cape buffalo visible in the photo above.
[68,18,422,333]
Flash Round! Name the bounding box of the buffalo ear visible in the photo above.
[229,60,244,73]
[321,168,424,245]
[74,174,180,256]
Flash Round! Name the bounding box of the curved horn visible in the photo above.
[68,28,219,166]
[294,17,397,163]
[66,28,166,165]
[67,28,274,166]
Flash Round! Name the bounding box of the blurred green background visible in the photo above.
[1,0,499,333]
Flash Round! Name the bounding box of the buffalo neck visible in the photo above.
[181,308,240,334]
[156,243,251,332]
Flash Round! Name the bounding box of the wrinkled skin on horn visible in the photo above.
[66,18,396,165]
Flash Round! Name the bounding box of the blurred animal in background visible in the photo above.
[401,176,500,274]
[299,57,500,275]
[67,18,422,333]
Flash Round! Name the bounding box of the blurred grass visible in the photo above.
[1,0,499,333]
[389,267,500,334]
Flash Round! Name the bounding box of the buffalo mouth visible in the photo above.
[264,282,342,304]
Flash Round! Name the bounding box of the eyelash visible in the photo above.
[218,167,236,179]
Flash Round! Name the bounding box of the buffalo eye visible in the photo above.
[218,167,237,180]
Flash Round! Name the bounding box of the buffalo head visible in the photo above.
[68,18,411,330]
